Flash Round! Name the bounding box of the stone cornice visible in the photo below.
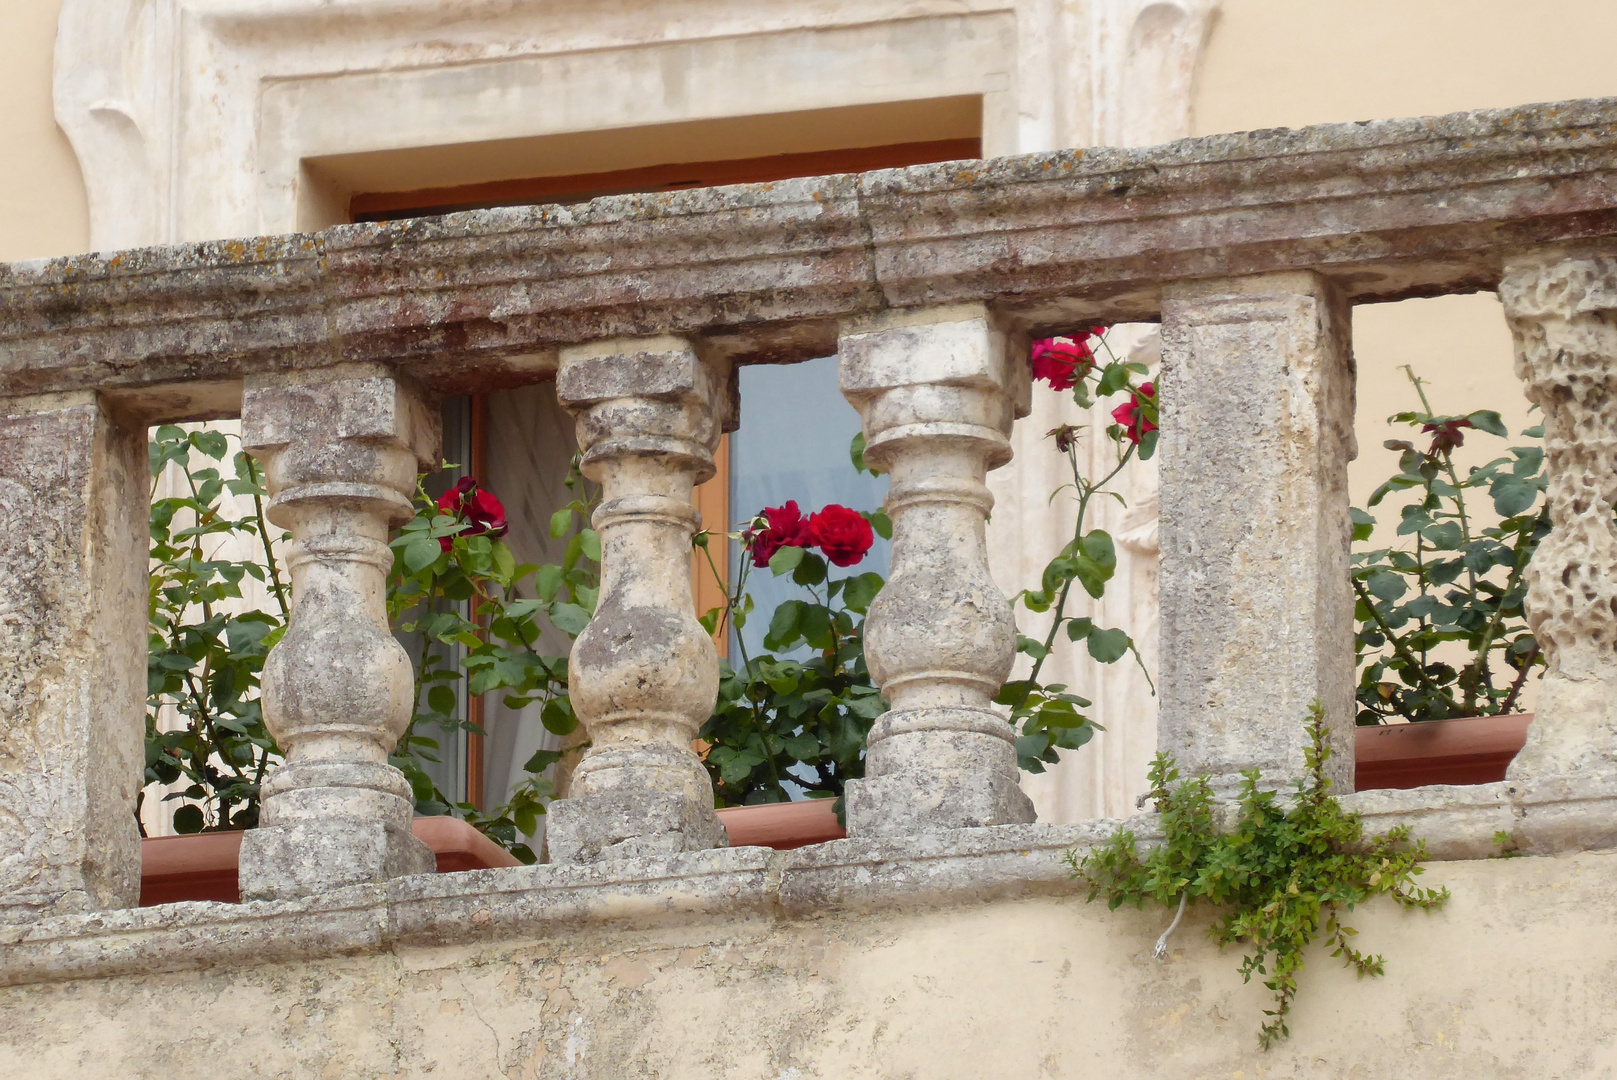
[5,97,1617,415]
[0,779,1560,990]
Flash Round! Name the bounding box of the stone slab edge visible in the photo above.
[0,789,1575,989]
[2,98,1617,403]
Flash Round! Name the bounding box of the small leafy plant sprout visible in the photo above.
[1068,703,1450,1049]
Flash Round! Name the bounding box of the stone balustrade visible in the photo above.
[3,99,1617,918]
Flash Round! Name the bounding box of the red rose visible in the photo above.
[436,477,509,551]
[1030,336,1094,391]
[748,500,811,567]
[807,504,874,568]
[1111,382,1158,445]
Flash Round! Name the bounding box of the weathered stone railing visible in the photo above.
[5,98,1617,925]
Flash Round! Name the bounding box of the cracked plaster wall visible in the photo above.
[3,851,1616,1078]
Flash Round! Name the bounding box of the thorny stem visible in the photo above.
[1465,509,1542,709]
[1352,576,1448,717]
[1499,642,1540,717]
[245,455,291,622]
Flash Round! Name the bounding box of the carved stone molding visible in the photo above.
[548,336,732,862]
[237,365,442,901]
[54,0,1217,250]
[838,304,1035,835]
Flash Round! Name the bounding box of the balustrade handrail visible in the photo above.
[4,96,1617,922]
[0,97,1615,414]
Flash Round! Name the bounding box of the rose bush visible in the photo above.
[144,327,1161,844]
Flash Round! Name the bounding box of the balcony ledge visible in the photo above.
[6,776,1611,990]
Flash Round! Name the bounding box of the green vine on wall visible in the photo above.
[1069,703,1450,1049]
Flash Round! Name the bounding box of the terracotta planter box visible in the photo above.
[717,798,845,850]
[1353,712,1532,791]
[140,816,523,906]
[140,800,848,905]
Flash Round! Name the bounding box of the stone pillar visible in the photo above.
[1500,252,1617,793]
[837,304,1035,836]
[1158,272,1357,797]
[548,336,730,863]
[237,365,440,901]
[0,394,145,922]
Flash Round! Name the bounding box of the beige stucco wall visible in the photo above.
[0,0,85,264]
[4,850,1617,1077]
[1195,0,1617,506]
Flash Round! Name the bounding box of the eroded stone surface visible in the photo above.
[237,365,441,900]
[1499,250,1617,785]
[0,395,145,923]
[5,100,1617,408]
[1158,272,1357,797]
[838,305,1035,835]
[549,337,730,863]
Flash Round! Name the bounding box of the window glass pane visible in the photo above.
[729,355,890,659]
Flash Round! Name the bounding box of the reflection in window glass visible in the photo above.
[728,356,891,660]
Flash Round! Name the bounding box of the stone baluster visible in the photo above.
[548,336,731,863]
[237,366,440,901]
[0,394,145,922]
[837,304,1036,836]
[1158,272,1357,798]
[1499,251,1617,848]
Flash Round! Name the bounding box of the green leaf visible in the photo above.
[1087,627,1130,664]
[1365,570,1407,603]
[403,534,443,574]
[769,545,806,576]
[1491,479,1538,518]
[1066,617,1094,642]
[491,540,516,582]
[865,508,893,540]
[427,685,457,716]
[793,551,828,587]
[1349,507,1375,543]
[549,507,574,539]
[841,572,884,614]
[1466,410,1508,437]
[523,748,563,774]
[549,602,591,637]
[534,564,565,602]
[171,804,206,834]
[1079,530,1117,572]
[541,699,578,736]
[579,529,602,563]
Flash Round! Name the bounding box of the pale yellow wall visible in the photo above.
[1195,0,1617,508]
[5,852,1617,1077]
[0,0,87,263]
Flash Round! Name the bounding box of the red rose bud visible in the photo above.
[1422,417,1472,455]
[807,504,875,568]
[1030,335,1095,391]
[748,500,811,567]
[1111,381,1158,445]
